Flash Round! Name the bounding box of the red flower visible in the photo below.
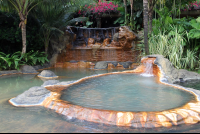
[78,10,81,14]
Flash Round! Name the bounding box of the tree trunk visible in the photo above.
[130,0,134,30]
[143,0,149,55]
[148,7,153,33]
[124,0,128,26]
[44,32,50,54]
[21,22,26,54]
[45,42,48,54]
[148,0,158,34]
[44,37,49,54]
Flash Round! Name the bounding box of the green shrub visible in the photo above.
[0,51,49,70]
[149,25,199,70]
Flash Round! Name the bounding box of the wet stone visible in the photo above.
[106,61,118,67]
[38,70,58,78]
[42,80,60,87]
[94,61,108,69]
[119,62,132,68]
[20,65,38,74]
[10,86,51,106]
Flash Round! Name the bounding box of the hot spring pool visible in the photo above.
[61,74,195,112]
[1,68,200,132]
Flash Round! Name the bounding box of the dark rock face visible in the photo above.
[20,65,38,74]
[33,65,43,70]
[94,61,108,69]
[106,61,118,67]
[143,54,200,83]
[48,29,72,66]
[38,70,58,78]
[10,86,50,105]
[119,62,133,68]
[33,63,51,70]
[112,26,140,50]
[94,61,134,69]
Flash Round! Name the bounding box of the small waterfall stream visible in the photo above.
[140,58,155,77]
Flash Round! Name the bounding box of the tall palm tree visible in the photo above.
[123,0,128,26]
[148,0,158,33]
[143,0,149,55]
[33,0,89,54]
[130,0,134,30]
[0,0,40,54]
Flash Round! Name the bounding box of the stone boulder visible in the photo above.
[106,61,118,67]
[119,62,133,68]
[94,61,108,69]
[33,63,51,70]
[33,65,43,70]
[143,54,200,83]
[38,70,58,79]
[20,65,38,74]
[42,80,60,87]
[10,86,51,106]
[111,26,140,50]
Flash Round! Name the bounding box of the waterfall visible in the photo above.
[140,58,155,77]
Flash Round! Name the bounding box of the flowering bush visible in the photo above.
[78,0,119,17]
[182,1,200,11]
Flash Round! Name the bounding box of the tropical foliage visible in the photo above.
[188,17,200,39]
[32,0,89,54]
[79,0,119,17]
[0,11,43,54]
[149,25,198,70]
[0,0,41,54]
[0,51,48,70]
[1,0,200,72]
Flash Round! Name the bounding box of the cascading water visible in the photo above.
[140,58,155,77]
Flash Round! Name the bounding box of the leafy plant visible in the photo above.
[83,21,93,28]
[132,10,143,30]
[0,11,43,54]
[33,0,89,54]
[34,51,49,65]
[188,17,200,39]
[80,0,119,18]
[0,51,49,70]
[149,25,199,70]
[152,6,174,35]
[21,50,49,66]
[0,0,42,54]
[113,6,126,26]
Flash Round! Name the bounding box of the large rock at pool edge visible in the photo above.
[10,86,51,106]
[94,61,108,69]
[143,54,200,83]
[119,62,133,68]
[20,65,38,74]
[38,70,58,79]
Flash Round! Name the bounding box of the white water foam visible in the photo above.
[140,62,154,77]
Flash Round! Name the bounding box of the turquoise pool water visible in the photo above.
[0,68,200,133]
[61,74,194,112]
